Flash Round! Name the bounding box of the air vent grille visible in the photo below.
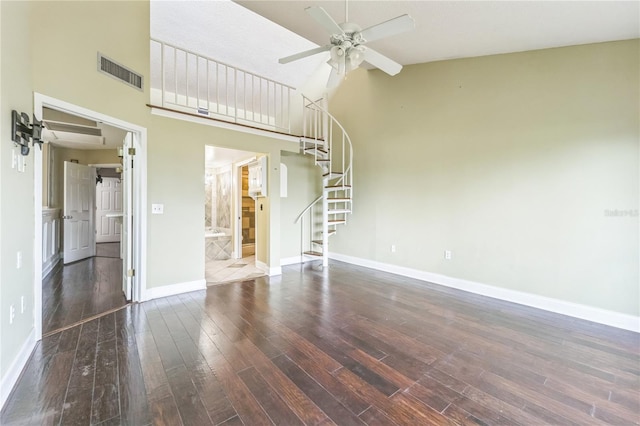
[44,120,102,136]
[98,53,143,91]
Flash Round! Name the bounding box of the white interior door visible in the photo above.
[63,162,96,264]
[96,177,122,243]
[122,134,134,300]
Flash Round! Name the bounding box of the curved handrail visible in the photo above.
[294,194,323,224]
[301,95,353,187]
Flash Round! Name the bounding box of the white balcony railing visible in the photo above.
[151,39,294,133]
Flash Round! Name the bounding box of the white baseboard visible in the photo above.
[280,255,318,266]
[256,260,282,276]
[143,279,206,301]
[1,328,36,411]
[328,252,640,333]
[42,253,61,279]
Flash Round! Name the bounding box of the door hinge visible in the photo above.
[127,269,135,277]
[128,147,136,156]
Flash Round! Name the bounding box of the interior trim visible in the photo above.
[0,329,36,410]
[143,279,206,301]
[329,252,640,333]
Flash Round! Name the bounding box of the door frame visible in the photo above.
[233,157,256,259]
[32,93,147,341]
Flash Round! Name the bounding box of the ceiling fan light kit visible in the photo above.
[278,1,415,88]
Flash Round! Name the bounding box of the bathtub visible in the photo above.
[205,228,232,260]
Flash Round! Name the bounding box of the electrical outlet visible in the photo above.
[9,305,15,324]
[444,250,452,260]
[17,251,22,269]
[391,245,396,253]
[21,296,25,314]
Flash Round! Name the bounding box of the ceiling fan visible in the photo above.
[278,1,415,87]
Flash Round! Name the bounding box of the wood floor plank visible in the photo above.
[271,354,365,425]
[59,320,100,425]
[171,331,238,425]
[116,332,152,425]
[285,347,372,416]
[135,331,173,402]
[149,395,185,426]
[91,338,119,424]
[238,366,305,426]
[235,337,332,425]
[297,327,400,397]
[213,359,274,425]
[42,251,126,335]
[30,350,77,425]
[2,260,638,426]
[358,405,397,425]
[166,364,214,425]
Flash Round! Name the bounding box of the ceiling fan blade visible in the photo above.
[306,6,344,35]
[359,14,415,43]
[327,67,343,88]
[279,45,331,64]
[363,48,403,76]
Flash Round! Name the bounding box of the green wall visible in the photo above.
[330,40,639,316]
[280,152,323,260]
[1,0,35,381]
[1,0,317,391]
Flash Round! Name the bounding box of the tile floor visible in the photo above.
[205,255,265,285]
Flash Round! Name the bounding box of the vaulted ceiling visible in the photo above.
[152,1,639,90]
[237,1,639,66]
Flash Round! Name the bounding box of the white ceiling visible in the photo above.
[42,108,127,150]
[237,0,639,66]
[151,0,326,89]
[205,145,256,168]
[152,1,638,90]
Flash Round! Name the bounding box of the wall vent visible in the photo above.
[44,120,102,136]
[97,53,143,91]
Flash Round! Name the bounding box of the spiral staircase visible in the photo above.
[295,96,353,267]
[150,40,354,268]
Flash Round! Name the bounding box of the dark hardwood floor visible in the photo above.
[42,243,126,334]
[4,260,639,425]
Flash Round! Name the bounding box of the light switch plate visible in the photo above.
[151,204,164,214]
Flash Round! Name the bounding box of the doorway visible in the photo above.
[95,165,124,266]
[204,145,264,284]
[240,164,256,257]
[33,93,147,340]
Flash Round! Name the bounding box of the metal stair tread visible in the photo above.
[328,209,352,214]
[303,251,323,257]
[323,172,344,178]
[328,219,346,224]
[300,136,325,144]
[304,147,328,154]
[327,198,352,202]
[311,240,324,245]
[325,185,352,189]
